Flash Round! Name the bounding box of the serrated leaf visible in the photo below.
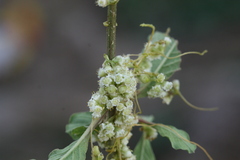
[154,124,197,153]
[133,134,156,160]
[48,134,90,160]
[138,31,181,98]
[66,112,92,140]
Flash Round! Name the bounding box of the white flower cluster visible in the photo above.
[88,55,138,159]
[139,36,172,72]
[147,73,175,104]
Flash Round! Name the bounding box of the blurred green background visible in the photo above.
[0,0,239,159]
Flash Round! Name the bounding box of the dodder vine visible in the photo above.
[48,1,216,160]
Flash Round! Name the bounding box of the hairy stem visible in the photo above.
[107,2,118,60]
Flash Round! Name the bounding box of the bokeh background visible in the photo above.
[0,0,239,159]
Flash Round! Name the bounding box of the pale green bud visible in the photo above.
[173,79,180,90]
[106,85,117,95]
[156,73,165,83]
[92,146,104,160]
[100,76,112,86]
[162,95,173,105]
[139,74,151,83]
[118,85,127,94]
[143,126,158,140]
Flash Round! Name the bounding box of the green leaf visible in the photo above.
[138,31,181,98]
[48,134,90,160]
[66,112,92,140]
[154,124,197,153]
[134,134,156,160]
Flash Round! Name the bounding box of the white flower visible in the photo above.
[122,107,132,116]
[173,79,180,90]
[113,73,124,84]
[162,95,173,105]
[163,81,173,91]
[110,97,121,106]
[98,122,115,142]
[97,0,108,8]
[147,85,163,98]
[98,68,106,78]
[91,105,103,118]
[92,92,101,101]
[116,128,125,138]
[125,99,133,108]
[103,65,113,73]
[88,99,97,108]
[164,37,172,44]
[99,95,108,104]
[99,76,112,87]
[116,103,125,111]
[106,101,113,109]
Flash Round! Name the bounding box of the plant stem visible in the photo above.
[107,2,118,60]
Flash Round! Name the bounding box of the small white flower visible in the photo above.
[163,81,173,91]
[98,122,115,142]
[122,107,132,116]
[88,99,96,108]
[147,85,163,98]
[103,65,113,73]
[99,76,112,87]
[121,137,129,145]
[97,0,108,8]
[125,100,133,108]
[106,101,113,109]
[98,68,106,78]
[173,79,180,90]
[114,73,124,84]
[99,95,108,104]
[116,128,125,138]
[92,92,101,101]
[116,103,125,111]
[164,37,172,44]
[162,95,173,105]
[91,105,103,118]
[110,97,121,106]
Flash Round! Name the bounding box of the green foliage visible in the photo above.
[48,135,90,160]
[134,134,156,160]
[138,31,181,98]
[154,125,197,153]
[65,112,92,140]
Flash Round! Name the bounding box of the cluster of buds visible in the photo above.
[88,32,180,159]
[88,55,138,159]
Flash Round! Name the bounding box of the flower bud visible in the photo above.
[139,74,151,83]
[96,0,118,8]
[156,73,165,83]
